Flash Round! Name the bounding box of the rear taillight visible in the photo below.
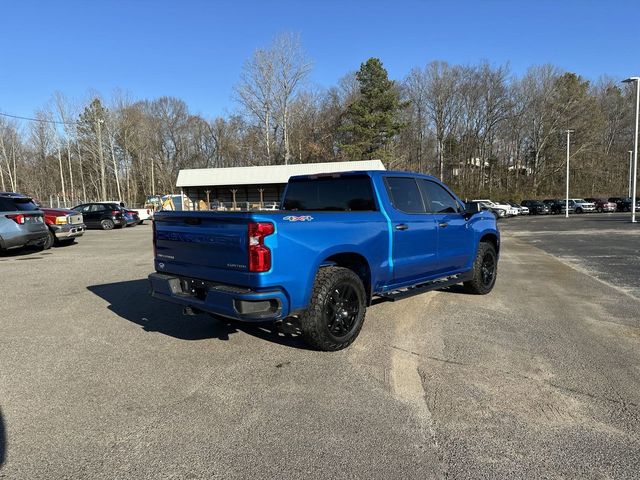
[6,214,25,224]
[111,210,120,216]
[248,222,275,272]
[152,220,157,258]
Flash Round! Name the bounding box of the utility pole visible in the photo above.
[629,150,633,198]
[150,156,155,196]
[565,130,573,219]
[622,76,639,223]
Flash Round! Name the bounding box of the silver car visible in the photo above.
[0,193,49,252]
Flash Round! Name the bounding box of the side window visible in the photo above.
[420,181,461,214]
[90,204,106,212]
[384,177,426,214]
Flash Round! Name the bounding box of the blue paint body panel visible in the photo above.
[149,170,500,321]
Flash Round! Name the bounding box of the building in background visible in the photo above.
[176,160,386,210]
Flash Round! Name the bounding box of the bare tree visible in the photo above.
[0,119,20,191]
[423,61,462,180]
[235,32,312,165]
[235,47,276,164]
[53,92,76,204]
[271,33,312,164]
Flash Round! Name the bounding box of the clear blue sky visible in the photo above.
[1,0,638,119]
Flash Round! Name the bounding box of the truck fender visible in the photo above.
[302,246,373,308]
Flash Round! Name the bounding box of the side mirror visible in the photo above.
[463,202,481,219]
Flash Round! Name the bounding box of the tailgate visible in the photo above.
[154,212,250,276]
[23,212,46,232]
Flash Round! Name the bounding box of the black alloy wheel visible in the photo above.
[480,252,496,287]
[300,266,367,351]
[324,282,360,338]
[463,242,498,295]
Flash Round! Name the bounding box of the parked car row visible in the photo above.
[464,195,640,220]
[521,197,640,215]
[1,192,148,254]
[70,202,145,230]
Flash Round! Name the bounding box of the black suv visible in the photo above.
[521,200,550,215]
[543,199,574,215]
[0,192,49,251]
[72,202,126,230]
[608,197,637,212]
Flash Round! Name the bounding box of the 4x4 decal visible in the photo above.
[282,215,314,222]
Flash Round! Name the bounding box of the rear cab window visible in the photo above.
[0,197,40,212]
[282,174,377,211]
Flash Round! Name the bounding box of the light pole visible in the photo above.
[565,129,573,219]
[629,150,633,198]
[622,76,639,223]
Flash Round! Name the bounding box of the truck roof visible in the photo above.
[288,169,440,182]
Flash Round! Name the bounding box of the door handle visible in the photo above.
[438,222,449,228]
[395,223,409,231]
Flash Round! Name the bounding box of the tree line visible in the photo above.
[0,32,635,207]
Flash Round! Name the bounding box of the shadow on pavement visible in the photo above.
[0,407,6,468]
[87,279,310,349]
[0,245,48,259]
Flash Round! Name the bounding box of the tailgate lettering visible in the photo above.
[157,231,240,246]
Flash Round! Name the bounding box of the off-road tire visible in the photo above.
[101,219,115,230]
[42,230,55,250]
[299,266,367,351]
[463,242,498,295]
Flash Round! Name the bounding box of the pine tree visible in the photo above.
[340,58,406,160]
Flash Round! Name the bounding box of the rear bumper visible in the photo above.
[2,229,48,249]
[148,273,290,322]
[50,223,85,239]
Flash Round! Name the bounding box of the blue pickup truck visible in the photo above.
[149,170,500,350]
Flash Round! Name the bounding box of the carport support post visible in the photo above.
[565,130,573,219]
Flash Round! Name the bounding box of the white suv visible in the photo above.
[473,199,517,217]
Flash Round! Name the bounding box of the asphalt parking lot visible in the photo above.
[501,212,640,298]
[1,218,639,479]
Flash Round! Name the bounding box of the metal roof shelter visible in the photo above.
[176,160,386,210]
[176,160,386,188]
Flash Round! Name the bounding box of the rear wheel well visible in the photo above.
[321,253,372,305]
[479,233,499,254]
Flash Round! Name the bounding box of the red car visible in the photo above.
[40,208,86,249]
[585,198,617,213]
